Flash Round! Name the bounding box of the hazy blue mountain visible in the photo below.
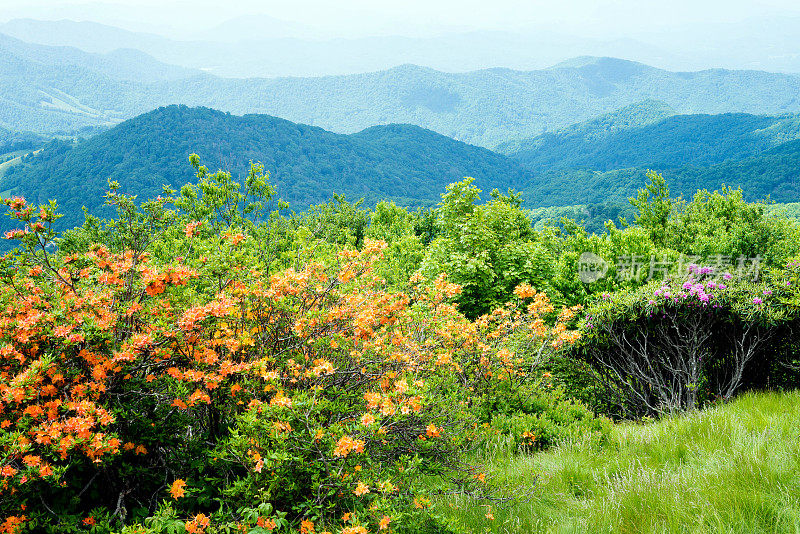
[0,32,197,82]
[0,18,173,54]
[0,106,533,230]
[0,18,677,77]
[10,16,800,78]
[4,47,800,147]
[0,31,199,134]
[502,105,800,171]
[497,100,677,156]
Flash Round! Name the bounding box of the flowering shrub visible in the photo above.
[577,263,800,416]
[0,174,582,533]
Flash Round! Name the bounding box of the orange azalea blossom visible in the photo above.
[185,221,201,238]
[425,424,441,438]
[379,515,392,530]
[0,213,583,530]
[185,513,210,534]
[353,481,369,496]
[169,479,187,499]
[269,391,292,408]
[256,517,277,529]
[360,413,376,425]
[300,519,315,533]
[334,436,365,458]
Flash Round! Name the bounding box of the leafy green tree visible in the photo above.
[420,179,555,318]
[301,193,369,249]
[629,170,674,246]
[366,201,424,288]
[667,186,800,267]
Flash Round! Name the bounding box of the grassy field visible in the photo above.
[439,391,800,534]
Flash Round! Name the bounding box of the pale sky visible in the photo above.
[2,0,800,39]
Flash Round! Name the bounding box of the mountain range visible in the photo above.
[500,100,800,170]
[5,16,800,77]
[0,105,532,230]
[4,104,800,236]
[2,30,800,149]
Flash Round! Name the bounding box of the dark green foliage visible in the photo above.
[0,126,45,154]
[528,203,636,235]
[477,380,612,451]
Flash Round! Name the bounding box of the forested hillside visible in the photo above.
[525,139,800,206]
[502,106,800,171]
[4,44,800,147]
[0,105,532,229]
[0,126,44,154]
[7,103,800,230]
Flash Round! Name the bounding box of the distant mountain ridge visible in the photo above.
[0,32,197,82]
[0,106,533,230]
[501,104,800,171]
[4,105,800,236]
[524,139,800,207]
[8,16,800,76]
[3,44,800,148]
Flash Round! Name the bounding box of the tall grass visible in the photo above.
[438,391,800,533]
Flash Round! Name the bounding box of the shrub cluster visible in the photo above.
[0,172,583,533]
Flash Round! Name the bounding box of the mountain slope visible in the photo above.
[524,139,800,207]
[3,50,800,147]
[0,106,533,229]
[503,108,800,171]
[0,32,197,83]
[0,19,677,78]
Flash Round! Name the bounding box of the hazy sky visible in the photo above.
[2,0,800,38]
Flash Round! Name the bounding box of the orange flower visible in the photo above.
[425,424,441,438]
[300,519,315,533]
[22,455,40,467]
[353,481,369,496]
[334,436,365,458]
[257,517,277,529]
[169,479,187,499]
[83,517,96,526]
[379,515,392,530]
[269,391,292,408]
[185,513,210,534]
[514,283,537,299]
[360,413,376,426]
[185,221,201,238]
